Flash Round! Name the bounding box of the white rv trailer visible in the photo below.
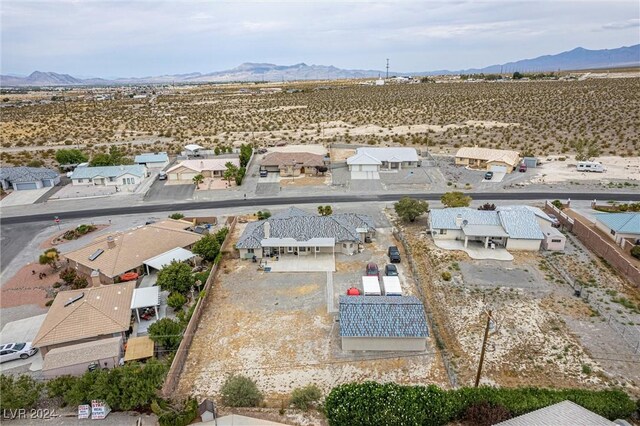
[576,161,606,173]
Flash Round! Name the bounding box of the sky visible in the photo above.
[1,0,639,78]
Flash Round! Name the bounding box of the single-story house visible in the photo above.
[70,164,147,187]
[346,147,419,180]
[429,206,548,251]
[455,147,520,173]
[42,337,123,379]
[594,213,640,245]
[260,152,326,177]
[63,219,200,284]
[166,158,240,181]
[236,206,375,260]
[134,152,169,169]
[184,144,205,157]
[33,282,135,357]
[495,400,616,426]
[339,295,429,351]
[0,167,60,190]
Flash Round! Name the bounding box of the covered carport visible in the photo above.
[461,225,509,249]
[131,286,160,324]
[260,237,336,272]
[143,247,196,275]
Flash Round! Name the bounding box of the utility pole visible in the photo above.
[474,310,492,387]
[386,58,389,79]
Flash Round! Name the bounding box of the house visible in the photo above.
[0,167,60,190]
[429,206,547,251]
[455,147,520,173]
[347,152,381,180]
[33,282,135,357]
[495,400,616,426]
[260,152,326,177]
[339,296,429,351]
[134,152,169,169]
[42,337,123,379]
[63,219,201,284]
[236,207,375,260]
[346,147,419,180]
[184,144,205,157]
[594,213,640,245]
[70,164,147,187]
[166,158,240,181]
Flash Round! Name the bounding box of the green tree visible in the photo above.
[89,153,113,167]
[192,234,221,262]
[394,197,429,222]
[318,205,333,216]
[192,174,204,187]
[441,191,472,208]
[239,144,253,167]
[551,200,564,209]
[512,71,524,79]
[55,149,88,165]
[167,292,187,312]
[89,146,132,167]
[214,146,221,155]
[256,210,271,220]
[39,248,60,269]
[169,213,185,220]
[0,375,43,410]
[220,375,263,407]
[156,261,195,294]
[148,318,183,351]
[572,139,600,162]
[223,162,239,185]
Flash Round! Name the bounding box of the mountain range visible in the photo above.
[2,44,638,87]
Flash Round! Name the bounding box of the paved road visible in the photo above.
[2,192,639,225]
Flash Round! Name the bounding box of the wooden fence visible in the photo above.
[161,216,238,397]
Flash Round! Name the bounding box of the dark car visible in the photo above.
[388,246,401,263]
[484,171,494,180]
[365,262,379,276]
[385,264,398,276]
[259,170,268,177]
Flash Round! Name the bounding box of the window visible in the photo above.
[551,239,562,243]
[439,229,447,235]
[300,247,306,252]
[288,247,293,253]
[78,179,84,183]
[247,248,254,254]
[342,243,347,248]
[610,229,616,236]
[109,177,115,182]
[315,247,320,252]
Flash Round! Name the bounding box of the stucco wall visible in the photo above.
[341,336,426,351]
[431,229,463,241]
[505,238,541,251]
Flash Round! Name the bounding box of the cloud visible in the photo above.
[602,18,640,30]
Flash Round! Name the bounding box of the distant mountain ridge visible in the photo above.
[1,44,638,86]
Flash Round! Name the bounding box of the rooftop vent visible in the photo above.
[88,249,104,261]
[64,292,84,307]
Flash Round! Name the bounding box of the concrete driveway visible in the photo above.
[433,239,513,260]
[0,314,46,372]
[482,171,506,183]
[144,180,195,201]
[0,188,52,207]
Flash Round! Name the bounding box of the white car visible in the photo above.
[0,342,38,363]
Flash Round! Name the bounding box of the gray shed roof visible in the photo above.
[236,208,375,249]
[70,165,146,180]
[495,400,615,426]
[0,167,59,183]
[339,296,429,338]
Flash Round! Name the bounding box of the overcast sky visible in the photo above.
[1,1,639,77]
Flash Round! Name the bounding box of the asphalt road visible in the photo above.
[2,191,640,225]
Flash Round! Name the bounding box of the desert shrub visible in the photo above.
[394,197,429,222]
[167,292,187,311]
[441,271,452,281]
[551,199,563,209]
[0,375,43,410]
[71,276,88,290]
[631,245,640,260]
[256,210,271,220]
[59,267,77,285]
[220,374,263,407]
[463,401,511,426]
[169,213,185,220]
[441,191,472,208]
[290,384,322,411]
[39,248,60,269]
[151,398,198,426]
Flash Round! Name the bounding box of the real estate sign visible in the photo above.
[91,400,111,420]
[77,405,90,419]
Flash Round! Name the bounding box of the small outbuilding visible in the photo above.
[134,153,169,169]
[339,295,429,351]
[123,336,155,363]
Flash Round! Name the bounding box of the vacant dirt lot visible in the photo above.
[177,221,448,405]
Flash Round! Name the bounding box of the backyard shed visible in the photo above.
[339,296,429,351]
[123,336,155,362]
[523,157,538,168]
[362,276,381,296]
[42,337,122,379]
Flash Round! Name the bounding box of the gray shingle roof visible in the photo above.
[70,165,146,180]
[429,208,501,229]
[498,209,545,240]
[0,167,59,183]
[236,208,375,249]
[339,296,429,338]
[495,400,615,426]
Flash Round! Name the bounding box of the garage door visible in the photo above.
[490,165,508,173]
[42,179,54,187]
[15,182,38,190]
[179,173,197,181]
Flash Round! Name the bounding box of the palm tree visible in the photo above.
[192,174,204,188]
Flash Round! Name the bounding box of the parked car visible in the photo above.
[547,213,561,228]
[0,343,38,363]
[158,171,167,180]
[385,264,399,276]
[388,246,401,263]
[484,171,494,180]
[259,170,268,177]
[365,262,379,276]
[257,148,268,154]
[518,163,527,172]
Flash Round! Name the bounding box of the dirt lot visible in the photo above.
[177,219,448,406]
[398,217,640,396]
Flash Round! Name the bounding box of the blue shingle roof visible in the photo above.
[134,153,168,164]
[70,165,146,180]
[0,167,59,183]
[339,296,429,338]
[595,213,640,235]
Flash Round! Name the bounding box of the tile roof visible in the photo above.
[261,152,325,167]
[236,208,374,249]
[355,147,419,162]
[595,213,640,235]
[70,165,146,180]
[63,220,201,278]
[134,152,168,164]
[167,158,240,174]
[339,296,429,338]
[456,147,520,166]
[0,167,59,183]
[33,282,135,348]
[42,337,122,371]
[495,400,615,426]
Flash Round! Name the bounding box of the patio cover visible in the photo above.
[124,336,154,362]
[462,225,509,238]
[260,237,335,248]
[143,247,195,271]
[131,286,160,310]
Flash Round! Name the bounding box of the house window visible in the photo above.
[439,229,447,235]
[551,239,562,243]
[610,229,616,236]
[288,247,293,253]
[315,247,320,252]
[342,243,347,248]
[109,177,115,182]
[247,248,254,254]
[300,247,306,252]
[78,179,84,183]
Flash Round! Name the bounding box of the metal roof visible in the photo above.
[130,286,160,310]
[143,247,195,271]
[184,144,204,151]
[355,147,419,162]
[0,167,59,183]
[339,296,429,338]
[494,400,615,426]
[595,213,640,235]
[134,153,168,164]
[70,165,146,180]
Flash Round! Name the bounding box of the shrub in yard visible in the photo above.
[157,261,195,294]
[192,234,221,262]
[463,401,511,426]
[290,384,322,411]
[551,199,563,209]
[169,213,185,220]
[220,374,263,407]
[71,275,88,290]
[151,398,198,426]
[0,374,43,410]
[167,292,187,312]
[59,268,77,285]
[631,245,640,260]
[148,318,184,351]
[441,271,452,281]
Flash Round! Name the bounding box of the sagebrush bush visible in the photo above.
[290,384,322,410]
[220,375,263,407]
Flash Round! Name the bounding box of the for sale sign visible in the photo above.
[77,405,90,419]
[90,400,111,420]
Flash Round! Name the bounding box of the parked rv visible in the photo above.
[576,161,606,173]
